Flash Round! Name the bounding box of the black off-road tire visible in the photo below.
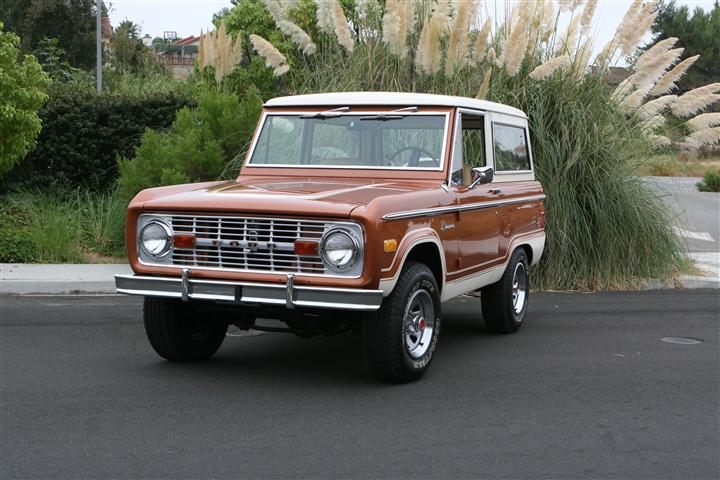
[481,248,530,334]
[363,261,442,383]
[144,297,228,362]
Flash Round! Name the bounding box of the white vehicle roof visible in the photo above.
[265,92,527,118]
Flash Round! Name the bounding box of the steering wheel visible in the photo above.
[387,146,439,167]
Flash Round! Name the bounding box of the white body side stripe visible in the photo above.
[378,232,545,301]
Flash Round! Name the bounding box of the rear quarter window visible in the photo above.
[493,124,531,171]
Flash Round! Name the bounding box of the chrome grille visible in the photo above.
[169,215,327,274]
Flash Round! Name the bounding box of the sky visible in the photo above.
[107,0,716,47]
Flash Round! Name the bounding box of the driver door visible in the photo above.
[449,111,501,275]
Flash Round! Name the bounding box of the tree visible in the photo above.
[0,0,102,69]
[111,20,165,76]
[651,0,720,91]
[0,22,50,178]
[32,36,79,81]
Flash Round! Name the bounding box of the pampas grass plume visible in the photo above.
[648,134,672,148]
[278,20,316,55]
[445,0,472,74]
[315,0,335,34]
[637,94,677,120]
[619,2,657,56]
[641,114,665,132]
[651,55,699,96]
[529,54,570,80]
[686,127,720,146]
[487,46,497,64]
[250,34,290,76]
[473,19,491,64]
[477,69,492,99]
[499,4,530,76]
[332,0,354,53]
[262,0,285,22]
[671,83,720,118]
[687,113,720,132]
[632,47,684,87]
[619,84,652,112]
[416,11,443,74]
[580,0,598,34]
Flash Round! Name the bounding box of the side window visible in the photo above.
[493,124,530,171]
[451,114,486,185]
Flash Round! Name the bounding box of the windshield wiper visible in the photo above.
[299,106,350,119]
[358,106,418,121]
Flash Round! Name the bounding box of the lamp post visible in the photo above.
[96,0,103,93]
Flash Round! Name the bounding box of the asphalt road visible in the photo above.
[644,176,720,253]
[1,292,718,479]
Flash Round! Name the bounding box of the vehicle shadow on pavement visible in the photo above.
[138,296,499,386]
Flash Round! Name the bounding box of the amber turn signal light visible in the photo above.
[173,234,196,249]
[384,239,398,253]
[294,240,319,256]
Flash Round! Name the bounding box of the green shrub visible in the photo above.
[697,170,720,192]
[0,22,50,178]
[117,88,262,200]
[6,80,195,191]
[0,204,35,263]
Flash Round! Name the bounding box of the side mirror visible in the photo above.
[469,166,494,189]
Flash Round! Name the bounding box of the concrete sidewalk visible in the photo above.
[1,264,132,295]
[1,255,718,295]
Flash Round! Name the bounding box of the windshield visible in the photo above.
[248,114,448,169]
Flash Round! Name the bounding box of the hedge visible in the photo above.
[7,81,195,191]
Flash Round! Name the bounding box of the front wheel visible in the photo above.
[481,248,530,334]
[363,262,442,383]
[144,297,228,362]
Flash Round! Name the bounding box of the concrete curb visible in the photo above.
[1,264,132,295]
[1,259,718,295]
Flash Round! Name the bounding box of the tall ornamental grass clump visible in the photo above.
[219,0,715,289]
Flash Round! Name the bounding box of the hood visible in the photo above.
[138,177,438,218]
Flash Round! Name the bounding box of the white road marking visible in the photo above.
[672,227,715,242]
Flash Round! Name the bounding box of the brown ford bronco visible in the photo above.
[116,92,546,382]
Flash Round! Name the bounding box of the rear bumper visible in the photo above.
[115,273,383,311]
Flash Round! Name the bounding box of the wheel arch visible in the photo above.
[378,234,446,297]
[517,243,533,264]
[515,234,545,266]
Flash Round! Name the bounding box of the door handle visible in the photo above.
[488,188,502,195]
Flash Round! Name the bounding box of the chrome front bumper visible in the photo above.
[115,273,383,311]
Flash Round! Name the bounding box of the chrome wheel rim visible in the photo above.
[512,262,528,315]
[403,289,435,359]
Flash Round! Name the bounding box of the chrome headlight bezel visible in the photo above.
[319,227,362,273]
[138,219,173,259]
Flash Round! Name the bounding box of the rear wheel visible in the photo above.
[481,248,530,334]
[363,262,441,383]
[144,297,228,361]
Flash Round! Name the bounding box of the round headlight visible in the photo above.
[320,229,358,270]
[140,221,172,257]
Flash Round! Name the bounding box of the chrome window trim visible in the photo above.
[382,194,546,220]
[244,111,450,172]
[137,213,365,279]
